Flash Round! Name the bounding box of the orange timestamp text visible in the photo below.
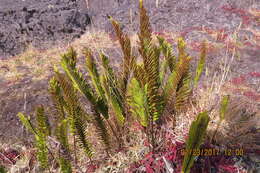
[181,148,244,156]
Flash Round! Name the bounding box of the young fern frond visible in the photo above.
[138,0,152,45]
[17,112,37,136]
[174,72,192,112]
[157,36,176,72]
[193,41,207,88]
[35,135,49,170]
[73,115,92,158]
[55,72,93,158]
[59,157,72,173]
[100,53,125,125]
[84,48,106,102]
[142,42,162,122]
[108,16,134,96]
[177,37,187,60]
[164,55,191,109]
[92,109,111,151]
[61,49,108,119]
[49,77,68,120]
[56,119,72,173]
[17,112,49,170]
[133,62,146,87]
[182,111,210,173]
[35,106,50,170]
[101,74,125,125]
[36,106,51,136]
[49,79,72,172]
[127,78,149,127]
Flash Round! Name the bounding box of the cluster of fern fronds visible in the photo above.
[16,0,230,172]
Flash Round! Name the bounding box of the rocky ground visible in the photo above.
[0,0,259,172]
[0,0,90,57]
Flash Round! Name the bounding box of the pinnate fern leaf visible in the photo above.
[157,36,176,72]
[164,55,191,108]
[128,78,149,127]
[55,72,93,158]
[194,41,207,88]
[61,49,108,118]
[108,16,134,96]
[84,48,106,101]
[182,111,210,173]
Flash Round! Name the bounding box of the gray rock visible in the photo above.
[0,0,91,57]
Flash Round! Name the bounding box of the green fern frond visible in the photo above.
[177,37,187,59]
[55,119,72,173]
[0,166,6,173]
[73,116,92,158]
[138,0,152,44]
[61,51,95,104]
[17,112,49,169]
[36,106,51,136]
[35,134,49,170]
[99,53,125,120]
[61,49,108,118]
[35,106,51,169]
[56,119,70,154]
[84,48,106,101]
[157,36,176,72]
[128,78,149,127]
[133,62,146,87]
[182,111,210,173]
[55,72,93,158]
[92,110,110,150]
[59,157,72,173]
[193,41,207,88]
[63,47,77,69]
[219,95,230,121]
[159,59,168,86]
[101,74,125,125]
[17,112,37,136]
[174,72,192,112]
[108,16,134,95]
[164,55,191,108]
[143,42,162,121]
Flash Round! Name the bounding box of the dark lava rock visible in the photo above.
[0,0,91,56]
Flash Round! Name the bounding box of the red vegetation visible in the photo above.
[0,148,20,165]
[230,75,246,85]
[221,5,254,26]
[127,133,242,173]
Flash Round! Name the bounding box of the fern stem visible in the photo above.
[105,118,122,149]
[73,135,78,166]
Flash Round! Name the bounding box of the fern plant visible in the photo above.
[17,0,211,171]
[49,77,72,173]
[182,111,210,173]
[17,106,50,170]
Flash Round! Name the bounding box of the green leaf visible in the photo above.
[182,111,210,173]
[219,95,229,121]
[193,41,206,88]
[128,78,149,127]
[157,36,175,72]
[17,112,37,136]
[36,106,51,137]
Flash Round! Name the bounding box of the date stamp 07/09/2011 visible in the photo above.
[181,148,244,156]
